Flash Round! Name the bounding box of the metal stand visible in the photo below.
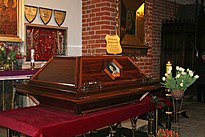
[108,124,117,137]
[2,81,5,110]
[130,117,138,137]
[154,109,158,134]
[7,128,10,137]
[172,97,184,134]
[147,109,158,136]
[165,89,172,130]
[148,118,154,136]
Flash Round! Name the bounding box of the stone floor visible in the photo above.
[179,99,205,137]
[1,98,205,137]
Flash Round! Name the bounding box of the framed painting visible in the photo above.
[0,0,23,42]
[117,0,149,55]
[104,59,123,80]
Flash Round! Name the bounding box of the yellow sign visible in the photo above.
[105,35,122,55]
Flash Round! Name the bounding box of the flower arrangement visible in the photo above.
[156,129,179,137]
[0,43,23,69]
[161,66,199,91]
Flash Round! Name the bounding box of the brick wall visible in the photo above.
[144,0,176,79]
[82,0,176,80]
[82,0,117,55]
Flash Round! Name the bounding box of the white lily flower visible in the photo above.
[189,71,194,77]
[180,67,185,72]
[194,75,199,79]
[161,66,199,91]
[182,72,186,75]
[1,47,5,51]
[176,66,179,70]
[176,74,180,78]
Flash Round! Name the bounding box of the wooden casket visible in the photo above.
[16,56,160,114]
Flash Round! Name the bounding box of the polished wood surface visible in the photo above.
[16,56,160,114]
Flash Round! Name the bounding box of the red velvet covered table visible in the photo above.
[0,69,39,110]
[0,96,171,137]
[0,69,38,80]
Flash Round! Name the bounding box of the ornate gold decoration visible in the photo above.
[39,7,52,25]
[54,10,66,26]
[24,5,38,23]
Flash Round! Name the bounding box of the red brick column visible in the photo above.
[82,0,117,55]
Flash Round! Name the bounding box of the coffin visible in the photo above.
[16,56,161,114]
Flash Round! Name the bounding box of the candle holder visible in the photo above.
[30,49,35,70]
[166,61,172,73]
[31,62,35,70]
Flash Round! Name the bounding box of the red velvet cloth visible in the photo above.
[0,96,171,137]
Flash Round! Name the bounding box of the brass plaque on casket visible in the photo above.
[39,7,52,25]
[54,10,66,26]
[24,5,38,23]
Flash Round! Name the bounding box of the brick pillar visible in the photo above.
[82,0,117,55]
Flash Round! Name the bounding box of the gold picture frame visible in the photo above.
[0,0,23,42]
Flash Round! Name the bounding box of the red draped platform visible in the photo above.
[0,96,171,137]
[0,69,39,80]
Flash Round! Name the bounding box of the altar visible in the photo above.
[0,69,38,110]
